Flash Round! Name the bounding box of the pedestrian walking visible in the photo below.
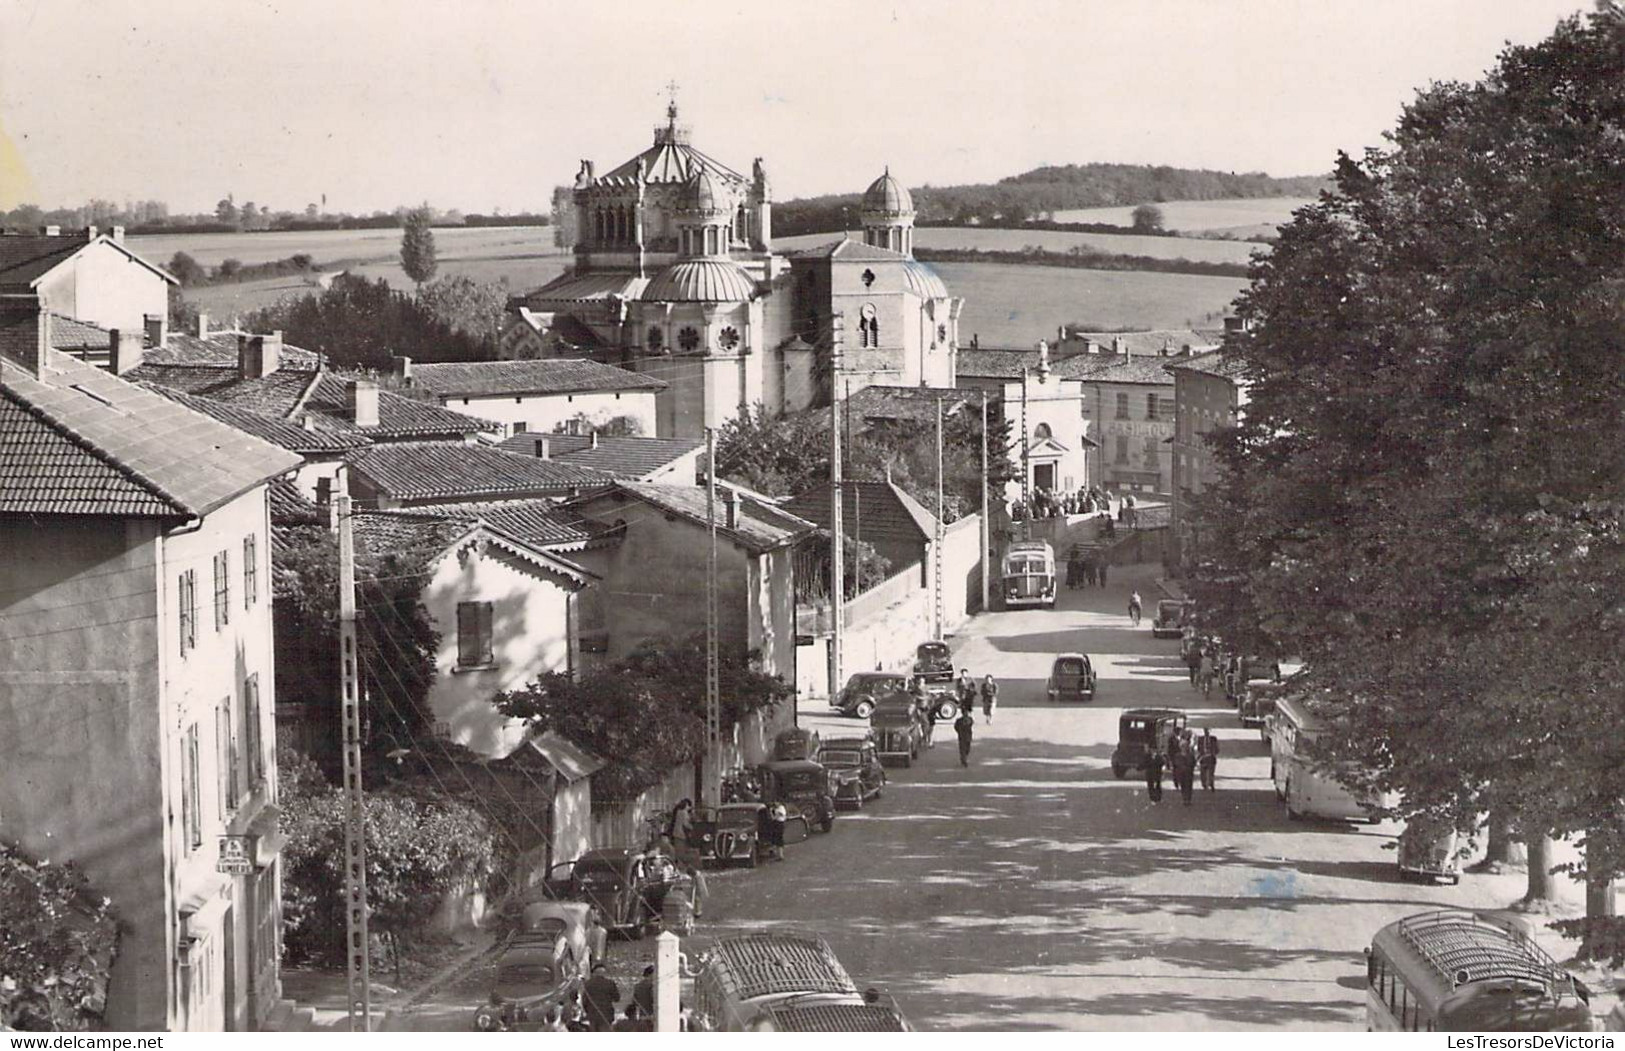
[1198,729,1219,792]
[924,699,939,749]
[980,674,999,723]
[955,668,976,713]
[1145,749,1165,803]
[1186,645,1202,687]
[1172,743,1197,805]
[1198,649,1214,699]
[683,857,708,918]
[759,803,787,861]
[584,962,621,1031]
[667,797,694,857]
[954,707,975,766]
[632,965,655,1018]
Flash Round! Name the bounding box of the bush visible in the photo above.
[217,258,242,279]
[0,841,119,1030]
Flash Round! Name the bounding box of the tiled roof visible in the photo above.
[954,347,1047,379]
[528,271,649,303]
[1058,353,1178,385]
[1,348,301,517]
[0,233,175,288]
[407,498,614,550]
[498,729,604,782]
[268,478,325,527]
[1061,329,1219,357]
[142,384,371,454]
[48,313,110,352]
[581,481,814,553]
[143,331,324,370]
[346,442,612,502]
[782,480,939,546]
[786,237,908,262]
[1163,348,1250,380]
[497,431,702,481]
[353,509,597,585]
[846,384,974,426]
[130,363,496,438]
[411,358,666,397]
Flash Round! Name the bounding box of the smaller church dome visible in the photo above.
[861,168,914,216]
[902,259,949,299]
[682,169,726,215]
[641,259,758,303]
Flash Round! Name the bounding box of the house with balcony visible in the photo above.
[0,295,301,1031]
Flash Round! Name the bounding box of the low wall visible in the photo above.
[938,513,984,629]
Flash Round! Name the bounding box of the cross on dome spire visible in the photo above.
[664,79,680,124]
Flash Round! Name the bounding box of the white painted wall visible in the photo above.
[443,389,658,439]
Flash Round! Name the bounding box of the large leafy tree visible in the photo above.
[399,206,438,287]
[1187,11,1625,932]
[244,274,489,369]
[0,841,119,1030]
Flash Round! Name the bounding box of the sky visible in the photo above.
[0,0,1594,214]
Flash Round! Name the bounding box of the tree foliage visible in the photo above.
[0,840,119,1031]
[244,274,490,369]
[400,206,438,286]
[1130,203,1165,233]
[493,633,795,801]
[277,747,496,963]
[1185,13,1625,921]
[416,274,507,347]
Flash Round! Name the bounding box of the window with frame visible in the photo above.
[243,534,258,608]
[678,326,701,352]
[1115,392,1130,420]
[218,698,239,815]
[178,569,197,654]
[1146,392,1159,420]
[1114,435,1129,464]
[244,674,262,790]
[182,723,202,852]
[213,550,230,630]
[457,601,495,667]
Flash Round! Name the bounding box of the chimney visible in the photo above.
[392,354,413,381]
[144,313,167,349]
[0,294,49,376]
[237,332,282,379]
[349,379,380,427]
[315,476,339,530]
[108,328,144,375]
[722,487,739,530]
[41,225,61,237]
[84,225,98,240]
[1083,338,1099,355]
[196,313,210,340]
[1112,335,1127,359]
[1181,343,1193,357]
[590,431,600,449]
[110,226,126,243]
[535,437,551,460]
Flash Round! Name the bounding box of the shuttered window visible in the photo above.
[456,601,494,667]
[243,534,258,608]
[178,569,197,654]
[244,674,262,789]
[182,723,202,851]
[213,550,230,629]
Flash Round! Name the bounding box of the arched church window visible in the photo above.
[1034,423,1052,441]
[678,326,701,352]
[719,326,741,351]
[646,327,665,352]
[594,209,605,242]
[859,304,877,349]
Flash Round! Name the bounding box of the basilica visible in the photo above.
[509,103,963,438]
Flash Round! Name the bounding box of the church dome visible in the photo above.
[682,169,726,216]
[861,168,914,216]
[641,259,758,303]
[902,259,949,299]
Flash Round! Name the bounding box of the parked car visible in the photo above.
[1110,707,1189,779]
[869,694,925,767]
[1397,815,1462,885]
[834,671,911,719]
[1151,599,1192,638]
[757,759,836,834]
[1046,653,1097,703]
[912,641,954,686]
[543,848,673,938]
[772,726,822,762]
[1240,678,1287,734]
[819,735,886,809]
[689,802,765,869]
[516,900,597,978]
[472,930,584,1031]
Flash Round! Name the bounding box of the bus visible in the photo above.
[1001,540,1056,609]
[1367,910,1593,1032]
[1268,692,1392,822]
[688,931,909,1032]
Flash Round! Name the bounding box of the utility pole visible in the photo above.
[336,494,372,1032]
[980,391,990,612]
[933,395,945,641]
[1020,367,1031,541]
[704,428,720,807]
[829,316,845,700]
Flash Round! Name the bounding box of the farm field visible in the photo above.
[934,262,1247,347]
[1048,196,1316,237]
[776,227,1262,264]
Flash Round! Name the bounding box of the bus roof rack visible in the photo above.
[1396,910,1564,991]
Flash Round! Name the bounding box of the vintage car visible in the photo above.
[772,726,822,762]
[472,930,585,1031]
[1046,653,1097,703]
[516,900,597,977]
[834,671,911,719]
[869,694,925,767]
[543,847,673,938]
[1240,678,1287,733]
[1151,599,1192,638]
[818,735,886,809]
[1110,707,1189,779]
[1397,815,1462,885]
[912,641,955,686]
[688,803,765,868]
[757,759,836,834]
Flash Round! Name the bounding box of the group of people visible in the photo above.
[1064,548,1109,588]
[1144,727,1220,805]
[1011,486,1115,522]
[931,668,997,767]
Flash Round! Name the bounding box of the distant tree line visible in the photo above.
[913,245,1252,279]
[772,162,1330,237]
[0,198,547,236]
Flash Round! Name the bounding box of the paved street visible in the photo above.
[691,562,1547,1031]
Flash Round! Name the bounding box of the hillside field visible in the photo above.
[1048,196,1316,238]
[777,227,1262,265]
